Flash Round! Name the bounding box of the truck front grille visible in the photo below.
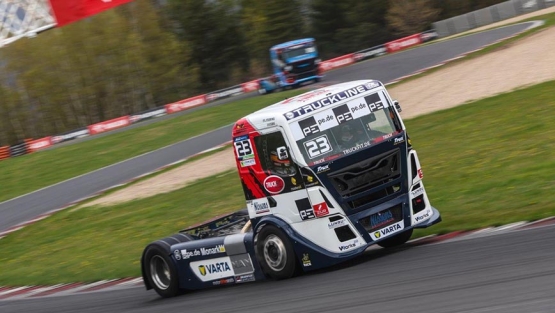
[328,149,401,210]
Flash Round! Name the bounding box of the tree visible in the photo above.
[386,0,440,37]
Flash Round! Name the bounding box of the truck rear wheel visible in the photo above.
[377,229,413,248]
[144,245,181,298]
[256,225,298,280]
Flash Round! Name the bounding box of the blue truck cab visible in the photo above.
[258,38,323,94]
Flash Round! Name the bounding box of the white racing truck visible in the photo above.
[141,80,441,297]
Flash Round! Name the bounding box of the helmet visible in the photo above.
[341,125,355,143]
[271,151,291,168]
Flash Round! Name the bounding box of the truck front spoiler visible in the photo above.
[413,207,442,229]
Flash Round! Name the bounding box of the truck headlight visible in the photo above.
[284,65,293,71]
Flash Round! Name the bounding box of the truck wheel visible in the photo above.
[377,229,413,248]
[144,245,181,298]
[256,225,297,280]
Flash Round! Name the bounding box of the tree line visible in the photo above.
[0,0,506,145]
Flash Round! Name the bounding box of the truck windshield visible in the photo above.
[289,91,402,166]
[283,44,316,59]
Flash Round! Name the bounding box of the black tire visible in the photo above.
[377,228,413,248]
[143,245,181,298]
[256,225,298,280]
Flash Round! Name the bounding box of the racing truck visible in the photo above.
[141,80,442,297]
[257,38,323,94]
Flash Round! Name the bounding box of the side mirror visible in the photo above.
[393,100,402,112]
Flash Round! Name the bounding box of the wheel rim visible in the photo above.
[263,234,287,272]
[150,255,171,290]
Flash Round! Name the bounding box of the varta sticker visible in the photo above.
[370,221,404,241]
[190,256,235,282]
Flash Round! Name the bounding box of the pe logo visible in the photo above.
[199,265,207,276]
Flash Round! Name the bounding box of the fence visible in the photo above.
[433,0,555,37]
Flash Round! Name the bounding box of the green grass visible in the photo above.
[0,80,554,286]
[0,90,305,203]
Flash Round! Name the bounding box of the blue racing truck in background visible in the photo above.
[258,38,323,94]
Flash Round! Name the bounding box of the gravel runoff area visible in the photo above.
[82,7,555,208]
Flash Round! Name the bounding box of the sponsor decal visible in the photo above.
[207,87,243,102]
[130,109,166,123]
[180,244,226,259]
[319,54,355,72]
[197,261,232,277]
[88,116,131,135]
[302,253,312,267]
[394,137,405,145]
[316,164,330,174]
[212,277,235,286]
[264,175,285,194]
[418,168,423,179]
[235,274,255,283]
[370,211,394,229]
[284,83,376,120]
[28,137,53,152]
[165,95,207,114]
[299,207,315,220]
[230,255,255,275]
[386,34,422,53]
[328,219,346,229]
[242,80,260,93]
[414,211,430,223]
[342,140,371,155]
[241,158,256,167]
[251,199,270,214]
[52,129,89,144]
[313,202,329,218]
[354,47,387,61]
[370,221,404,241]
[411,186,424,198]
[338,239,359,251]
[173,250,182,261]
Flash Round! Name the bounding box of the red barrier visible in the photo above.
[241,80,260,93]
[318,54,355,72]
[28,137,53,152]
[165,95,207,114]
[88,116,131,135]
[0,146,9,160]
[385,34,422,53]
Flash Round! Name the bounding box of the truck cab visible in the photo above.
[233,80,441,273]
[258,38,323,94]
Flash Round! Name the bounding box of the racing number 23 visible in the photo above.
[235,139,253,157]
[304,135,332,159]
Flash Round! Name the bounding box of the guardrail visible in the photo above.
[1,30,438,161]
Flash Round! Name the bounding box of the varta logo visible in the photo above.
[199,262,232,276]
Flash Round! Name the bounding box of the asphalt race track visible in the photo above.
[2,224,555,312]
[0,21,551,312]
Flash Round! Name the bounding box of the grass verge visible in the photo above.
[0,89,305,203]
[0,80,553,286]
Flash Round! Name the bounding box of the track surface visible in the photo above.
[2,224,555,312]
[0,22,535,233]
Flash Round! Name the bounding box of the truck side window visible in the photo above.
[254,132,297,177]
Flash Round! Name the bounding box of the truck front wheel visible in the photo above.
[256,225,298,280]
[377,229,413,248]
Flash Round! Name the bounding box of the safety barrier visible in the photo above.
[0,29,438,161]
